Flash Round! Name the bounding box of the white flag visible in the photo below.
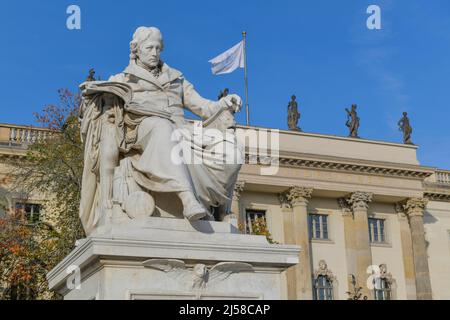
[208,41,244,75]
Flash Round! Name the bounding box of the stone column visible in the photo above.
[338,198,357,291]
[286,186,314,300]
[279,192,296,299]
[230,181,245,218]
[220,181,245,225]
[404,198,432,300]
[347,192,373,299]
[395,203,417,300]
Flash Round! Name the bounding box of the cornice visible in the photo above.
[236,125,419,150]
[423,182,450,202]
[424,192,450,202]
[245,153,435,180]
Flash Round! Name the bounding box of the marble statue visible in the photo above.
[287,95,301,131]
[345,104,360,138]
[398,112,413,144]
[79,27,243,235]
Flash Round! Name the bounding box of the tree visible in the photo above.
[1,89,85,299]
[0,215,59,299]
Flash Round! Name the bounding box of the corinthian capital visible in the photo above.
[285,186,313,206]
[233,181,245,201]
[347,192,373,211]
[404,198,428,218]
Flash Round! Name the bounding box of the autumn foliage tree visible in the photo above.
[0,89,85,299]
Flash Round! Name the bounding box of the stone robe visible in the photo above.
[79,61,243,234]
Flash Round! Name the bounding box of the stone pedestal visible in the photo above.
[47,217,300,300]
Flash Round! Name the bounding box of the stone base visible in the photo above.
[47,217,300,300]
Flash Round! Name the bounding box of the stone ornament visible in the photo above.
[233,181,245,201]
[314,260,336,282]
[403,198,428,218]
[143,259,254,290]
[394,202,408,219]
[347,191,373,210]
[337,198,352,217]
[378,264,393,284]
[285,187,313,206]
[278,192,292,209]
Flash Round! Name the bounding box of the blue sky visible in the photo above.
[1,0,449,169]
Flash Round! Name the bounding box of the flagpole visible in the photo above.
[242,31,250,126]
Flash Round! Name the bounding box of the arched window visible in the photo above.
[313,260,336,300]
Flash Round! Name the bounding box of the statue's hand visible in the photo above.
[222,94,242,113]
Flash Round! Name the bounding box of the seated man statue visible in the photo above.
[79,26,243,235]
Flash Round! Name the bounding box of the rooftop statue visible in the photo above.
[287,95,301,131]
[398,112,413,145]
[86,68,96,82]
[345,104,360,138]
[218,88,229,100]
[79,27,243,235]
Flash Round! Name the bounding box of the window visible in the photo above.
[15,203,41,224]
[313,262,335,301]
[309,214,329,240]
[245,209,266,234]
[374,277,391,300]
[368,218,386,243]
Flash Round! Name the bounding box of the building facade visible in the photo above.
[1,123,449,300]
[232,125,450,300]
[0,124,50,220]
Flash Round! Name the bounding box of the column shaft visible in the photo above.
[347,192,373,299]
[286,187,313,300]
[396,206,417,300]
[404,198,432,300]
[282,208,297,299]
[353,207,373,299]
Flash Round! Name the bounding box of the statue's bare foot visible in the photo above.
[178,191,207,221]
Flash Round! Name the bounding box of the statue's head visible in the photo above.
[130,26,164,69]
[351,104,357,111]
[291,95,296,101]
[318,260,327,271]
[403,112,408,116]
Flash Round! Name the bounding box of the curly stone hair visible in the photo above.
[129,26,164,61]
